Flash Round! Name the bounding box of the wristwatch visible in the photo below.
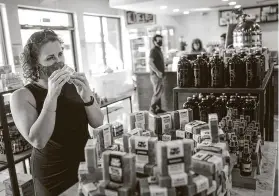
[84,96,94,106]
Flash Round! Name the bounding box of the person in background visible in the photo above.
[149,34,166,114]
[179,36,187,51]
[220,33,226,50]
[10,29,104,195]
[191,38,206,53]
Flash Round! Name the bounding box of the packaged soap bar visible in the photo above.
[148,113,161,134]
[159,113,172,134]
[192,151,223,175]
[158,172,192,188]
[85,139,98,170]
[196,141,228,155]
[112,122,124,137]
[171,111,180,130]
[177,109,193,129]
[200,129,212,142]
[129,111,149,130]
[197,150,227,167]
[99,181,131,196]
[80,181,98,196]
[78,162,102,182]
[185,121,209,135]
[130,136,158,165]
[157,139,193,176]
[208,114,219,143]
[192,174,210,194]
[176,130,186,140]
[115,138,124,152]
[94,124,114,153]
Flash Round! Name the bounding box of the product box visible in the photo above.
[3,174,34,196]
[192,151,223,176]
[99,180,131,196]
[158,113,173,135]
[111,121,124,137]
[78,162,103,182]
[114,138,124,152]
[139,178,176,196]
[102,151,136,189]
[196,141,228,156]
[85,139,99,170]
[93,124,114,154]
[128,111,149,130]
[208,113,219,143]
[156,139,194,176]
[148,113,161,134]
[185,121,209,135]
[171,109,193,130]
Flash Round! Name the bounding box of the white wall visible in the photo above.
[173,11,278,52]
[0,0,123,74]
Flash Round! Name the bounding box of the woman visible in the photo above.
[191,38,206,53]
[10,29,104,195]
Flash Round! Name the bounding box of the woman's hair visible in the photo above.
[21,29,63,82]
[191,38,203,52]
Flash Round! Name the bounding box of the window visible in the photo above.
[84,15,123,73]
[0,11,8,66]
[18,8,76,70]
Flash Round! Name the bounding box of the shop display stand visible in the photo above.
[173,63,275,141]
[0,89,32,196]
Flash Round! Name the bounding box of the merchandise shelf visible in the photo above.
[173,63,275,141]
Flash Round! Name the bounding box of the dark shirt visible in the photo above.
[149,46,165,75]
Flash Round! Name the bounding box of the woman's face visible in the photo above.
[193,42,200,50]
[38,40,65,77]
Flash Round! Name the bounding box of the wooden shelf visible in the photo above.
[0,149,31,171]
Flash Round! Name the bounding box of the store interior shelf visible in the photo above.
[0,149,31,171]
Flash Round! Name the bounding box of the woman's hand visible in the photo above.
[71,73,93,103]
[47,69,70,99]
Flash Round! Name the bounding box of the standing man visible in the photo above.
[149,34,166,114]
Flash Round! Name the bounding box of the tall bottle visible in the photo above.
[245,53,259,88]
[212,97,226,122]
[240,146,252,176]
[199,98,210,123]
[193,55,209,87]
[192,95,200,120]
[177,56,193,87]
[242,99,256,123]
[209,52,224,88]
[254,49,265,82]
[226,98,239,119]
[227,53,246,87]
[201,52,211,87]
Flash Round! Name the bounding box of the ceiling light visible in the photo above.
[183,11,190,14]
[234,4,241,8]
[222,0,229,1]
[160,5,167,10]
[173,9,179,12]
[229,1,237,6]
[192,8,211,12]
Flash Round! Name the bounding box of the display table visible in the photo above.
[60,142,278,196]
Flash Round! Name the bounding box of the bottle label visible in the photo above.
[229,69,236,86]
[211,66,220,86]
[246,68,253,85]
[241,163,252,172]
[194,68,201,87]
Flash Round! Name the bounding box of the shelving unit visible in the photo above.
[0,89,31,196]
[173,63,275,141]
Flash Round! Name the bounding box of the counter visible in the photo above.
[135,71,194,111]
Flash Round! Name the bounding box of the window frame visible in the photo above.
[84,14,124,70]
[0,10,8,66]
[18,7,78,71]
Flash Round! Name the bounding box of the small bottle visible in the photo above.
[212,97,225,121]
[241,146,252,176]
[177,56,193,87]
[242,99,256,123]
[193,55,209,88]
[199,98,211,123]
[245,53,259,88]
[238,127,245,155]
[226,98,239,119]
[209,52,225,88]
[192,95,200,120]
[254,49,265,82]
[220,93,228,103]
[201,52,211,87]
[227,53,246,88]
[227,120,234,140]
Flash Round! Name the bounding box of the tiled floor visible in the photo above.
[0,91,277,195]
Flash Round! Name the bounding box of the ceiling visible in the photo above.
[109,0,278,15]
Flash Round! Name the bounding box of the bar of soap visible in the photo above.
[176,130,186,140]
[185,121,208,135]
[81,181,98,196]
[177,109,193,129]
[192,151,223,175]
[157,139,193,176]
[129,111,149,130]
[208,113,219,143]
[85,139,98,170]
[192,174,210,194]
[196,141,228,155]
[94,124,114,154]
[148,113,161,134]
[159,113,173,135]
[158,172,192,188]
[171,111,180,130]
[114,138,124,152]
[200,129,212,142]
[111,122,124,137]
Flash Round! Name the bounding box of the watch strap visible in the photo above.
[84,96,94,106]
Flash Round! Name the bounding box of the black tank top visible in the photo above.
[25,83,89,195]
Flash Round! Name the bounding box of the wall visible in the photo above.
[0,0,124,74]
[173,11,278,52]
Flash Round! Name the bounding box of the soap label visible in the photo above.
[170,173,188,187]
[109,155,123,183]
[167,141,185,174]
[142,131,151,137]
[135,112,145,124]
[135,137,149,163]
[161,114,172,133]
[103,126,112,149]
[178,109,189,129]
[135,121,145,129]
[105,189,118,196]
[193,175,210,193]
[149,186,167,196]
[162,134,172,141]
